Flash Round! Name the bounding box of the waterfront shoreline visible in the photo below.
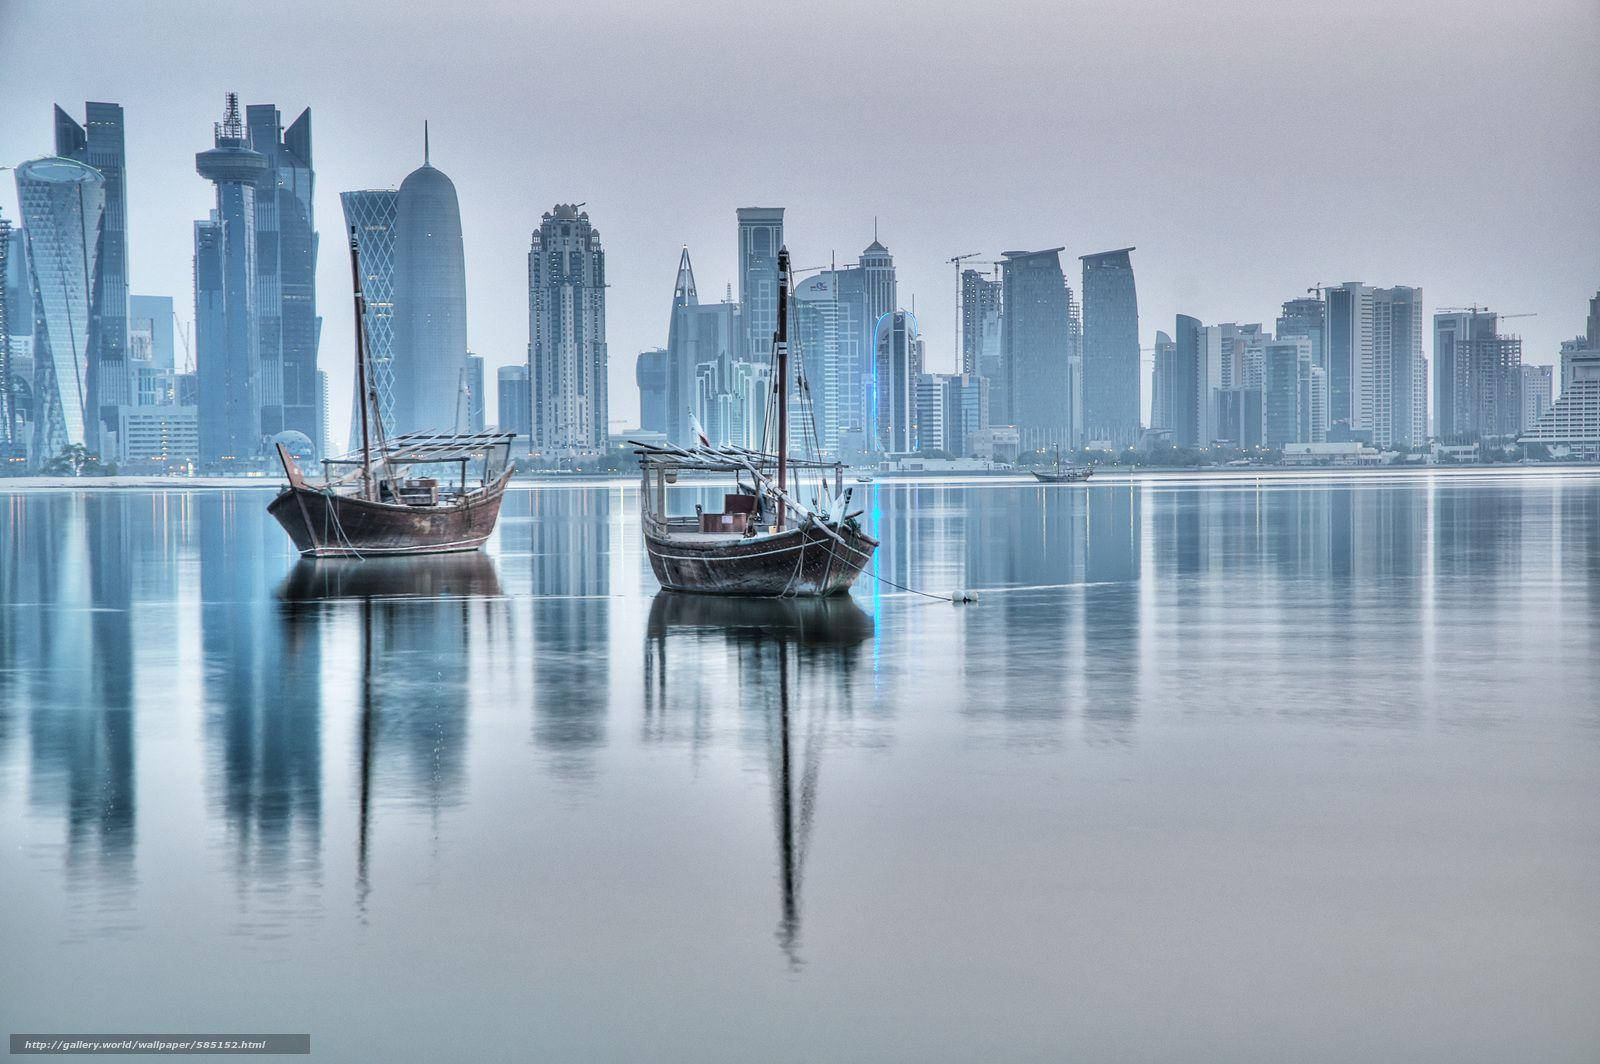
[2,462,1598,492]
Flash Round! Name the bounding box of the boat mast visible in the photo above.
[348,227,373,500]
[776,246,790,530]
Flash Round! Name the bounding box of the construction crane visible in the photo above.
[949,252,983,371]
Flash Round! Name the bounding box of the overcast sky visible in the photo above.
[3,0,1596,446]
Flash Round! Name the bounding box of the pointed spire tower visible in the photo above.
[665,246,702,447]
[673,245,698,307]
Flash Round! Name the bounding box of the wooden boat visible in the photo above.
[269,229,516,558]
[1032,447,1093,483]
[633,247,878,597]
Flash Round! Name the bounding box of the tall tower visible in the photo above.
[858,237,896,444]
[55,102,129,451]
[194,93,267,465]
[1079,248,1140,448]
[17,157,106,459]
[736,207,784,362]
[392,133,468,436]
[961,268,1000,378]
[246,104,319,454]
[874,310,921,452]
[664,246,699,446]
[340,189,399,449]
[1001,248,1075,453]
[528,204,607,455]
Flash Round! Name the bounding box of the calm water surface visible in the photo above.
[2,471,1597,1062]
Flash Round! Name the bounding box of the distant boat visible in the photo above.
[269,229,516,558]
[854,473,874,484]
[633,247,878,597]
[1032,447,1093,483]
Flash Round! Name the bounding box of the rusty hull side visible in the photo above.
[268,472,510,558]
[643,522,877,597]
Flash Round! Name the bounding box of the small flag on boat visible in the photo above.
[689,410,710,447]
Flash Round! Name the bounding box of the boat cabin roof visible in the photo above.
[324,430,518,466]
[631,441,842,473]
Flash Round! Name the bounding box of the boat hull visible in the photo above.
[644,522,878,597]
[267,473,510,558]
[1032,470,1092,482]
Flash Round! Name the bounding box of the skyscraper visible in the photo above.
[55,102,129,451]
[636,348,669,433]
[1001,248,1075,452]
[663,247,702,447]
[874,310,922,452]
[1150,330,1175,433]
[528,204,607,455]
[194,94,266,465]
[497,364,531,437]
[1262,336,1321,448]
[961,268,1001,378]
[1276,296,1325,368]
[736,207,784,362]
[245,104,319,454]
[17,156,106,459]
[5,222,36,456]
[341,189,399,449]
[1325,282,1424,446]
[1520,292,1600,459]
[0,211,13,452]
[1170,315,1203,447]
[1080,247,1140,448]
[1434,310,1521,439]
[1521,364,1553,431]
[393,137,467,437]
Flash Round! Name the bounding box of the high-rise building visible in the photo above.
[1276,296,1325,368]
[1080,247,1140,448]
[793,270,848,452]
[2,220,31,456]
[393,139,467,437]
[915,372,986,456]
[463,352,485,432]
[0,211,13,452]
[194,94,267,466]
[1170,315,1203,447]
[129,296,175,372]
[55,102,129,451]
[317,370,329,452]
[341,189,399,449]
[636,348,669,434]
[1520,292,1600,459]
[245,104,319,454]
[17,156,106,459]
[497,364,531,437]
[1434,309,1521,439]
[1150,330,1176,432]
[528,204,607,455]
[1521,364,1553,431]
[874,310,922,452]
[1370,286,1425,447]
[961,268,1001,378]
[736,207,784,362]
[1262,336,1321,448]
[1326,282,1424,446]
[1001,248,1076,452]
[663,247,705,447]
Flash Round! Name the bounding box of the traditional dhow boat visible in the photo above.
[1032,447,1093,483]
[269,230,516,558]
[634,247,878,597]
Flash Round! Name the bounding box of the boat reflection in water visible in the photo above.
[277,552,503,602]
[646,592,873,967]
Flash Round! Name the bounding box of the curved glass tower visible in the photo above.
[340,189,398,449]
[15,156,105,459]
[1080,247,1140,448]
[392,154,467,436]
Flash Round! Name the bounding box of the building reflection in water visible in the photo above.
[644,592,873,968]
[198,496,323,912]
[276,550,505,910]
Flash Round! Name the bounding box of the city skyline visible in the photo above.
[1,0,1596,451]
